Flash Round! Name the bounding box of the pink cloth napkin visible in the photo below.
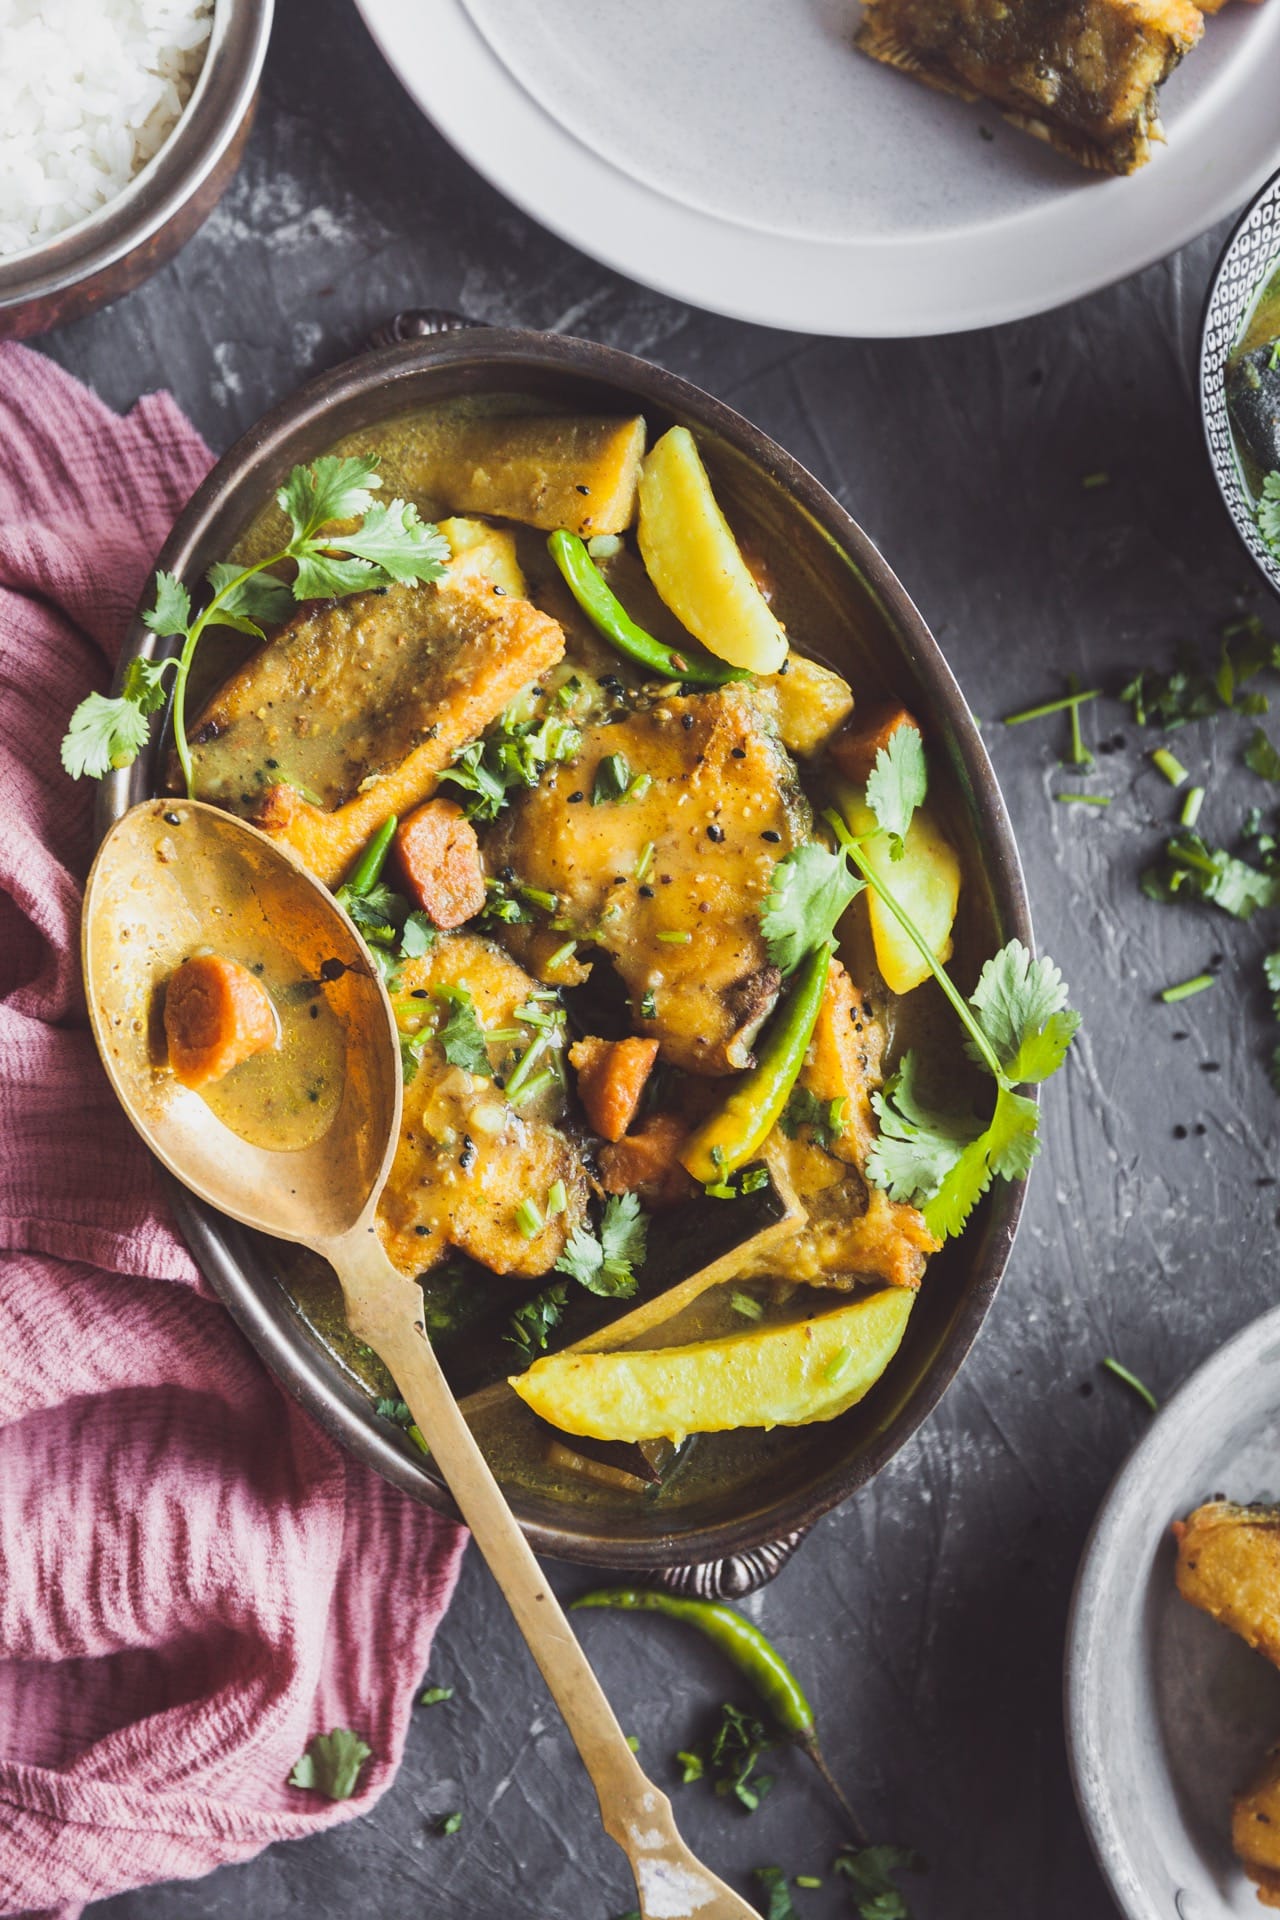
[0,343,466,1919]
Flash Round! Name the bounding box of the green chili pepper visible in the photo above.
[344,813,398,896]
[571,1586,860,1834]
[547,530,746,688]
[680,943,831,1185]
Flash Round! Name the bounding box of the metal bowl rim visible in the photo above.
[98,325,1032,1566]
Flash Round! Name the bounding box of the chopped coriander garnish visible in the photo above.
[555,1192,647,1298]
[795,1876,822,1890]
[1002,689,1098,727]
[1142,831,1278,920]
[64,457,448,790]
[823,1345,853,1385]
[432,986,492,1075]
[778,1085,843,1150]
[420,1686,454,1707]
[441,708,582,822]
[730,1291,763,1320]
[1159,972,1214,1004]
[833,1842,925,1918]
[546,1179,568,1217]
[656,929,692,945]
[753,1867,800,1920]
[639,990,657,1020]
[677,1703,775,1813]
[288,1728,372,1801]
[1181,785,1205,828]
[626,771,653,803]
[1258,471,1280,562]
[1246,725,1280,784]
[507,1280,569,1363]
[1056,792,1110,807]
[547,939,577,969]
[1067,673,1093,769]
[634,840,655,882]
[864,722,926,852]
[437,1811,463,1836]
[515,1197,544,1239]
[1101,1355,1158,1413]
[592,753,631,804]
[1082,471,1110,489]
[1152,747,1188,788]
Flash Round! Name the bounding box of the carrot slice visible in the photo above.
[827,703,921,788]
[395,798,486,929]
[164,954,278,1090]
[598,1115,696,1209]
[569,1035,660,1143]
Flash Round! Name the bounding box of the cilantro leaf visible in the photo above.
[419,1686,453,1707]
[864,722,926,852]
[288,1727,372,1801]
[433,986,491,1076]
[291,549,380,602]
[141,569,191,638]
[967,940,1081,1084]
[1247,725,1280,784]
[752,1867,798,1920]
[60,692,151,779]
[555,1193,647,1297]
[400,911,436,959]
[1142,831,1279,920]
[760,843,862,975]
[866,1054,985,1207]
[278,454,381,543]
[833,1842,924,1920]
[922,1085,1039,1241]
[336,499,450,582]
[203,561,293,637]
[440,707,582,823]
[1259,471,1280,560]
[778,1085,844,1150]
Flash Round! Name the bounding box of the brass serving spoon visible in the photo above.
[84,798,762,1920]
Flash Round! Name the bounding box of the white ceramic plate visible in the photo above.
[1067,1306,1280,1920]
[354,0,1280,337]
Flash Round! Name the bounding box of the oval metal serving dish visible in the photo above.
[97,327,1031,1569]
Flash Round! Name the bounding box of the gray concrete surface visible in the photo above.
[47,3,1280,1915]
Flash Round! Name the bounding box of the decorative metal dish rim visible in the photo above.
[0,0,273,310]
[95,326,1033,1567]
[1199,164,1280,601]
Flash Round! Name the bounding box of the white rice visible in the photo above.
[0,0,214,259]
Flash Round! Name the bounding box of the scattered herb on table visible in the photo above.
[833,1842,925,1920]
[1159,972,1215,1004]
[1151,747,1189,788]
[555,1192,647,1298]
[62,455,448,790]
[1101,1355,1158,1413]
[1120,621,1278,731]
[1141,831,1278,921]
[1246,726,1280,784]
[1267,951,1280,1091]
[437,1810,463,1835]
[288,1727,372,1801]
[419,1686,454,1707]
[682,1701,776,1813]
[753,1866,800,1920]
[570,1588,859,1826]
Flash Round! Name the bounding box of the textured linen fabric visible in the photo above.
[0,343,466,1918]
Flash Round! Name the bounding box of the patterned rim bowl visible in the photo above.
[1200,165,1280,599]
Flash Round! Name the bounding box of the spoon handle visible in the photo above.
[327,1219,761,1920]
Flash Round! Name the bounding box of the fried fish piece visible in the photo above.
[737,958,937,1293]
[855,0,1204,176]
[181,579,564,885]
[487,686,809,1077]
[1174,1500,1280,1666]
[1234,1749,1280,1910]
[378,932,589,1281]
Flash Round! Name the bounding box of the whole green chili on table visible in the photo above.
[547,529,747,687]
[570,1586,861,1834]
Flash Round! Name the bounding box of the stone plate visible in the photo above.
[1066,1304,1280,1920]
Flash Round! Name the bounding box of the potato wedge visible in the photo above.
[840,792,961,995]
[509,1286,913,1444]
[756,654,854,757]
[411,414,646,536]
[637,426,788,675]
[439,516,526,597]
